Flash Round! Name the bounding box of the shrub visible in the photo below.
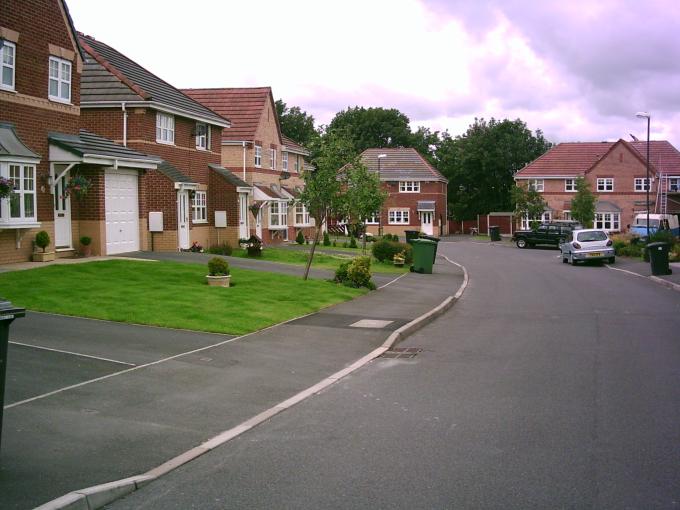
[649,230,676,246]
[35,231,50,252]
[372,240,412,264]
[296,230,305,245]
[207,242,233,256]
[207,257,230,276]
[80,236,92,246]
[323,231,331,246]
[349,236,357,249]
[342,241,349,248]
[334,261,350,283]
[335,257,375,290]
[332,240,337,247]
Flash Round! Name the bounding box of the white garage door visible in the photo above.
[105,169,139,254]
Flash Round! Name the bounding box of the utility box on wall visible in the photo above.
[215,211,227,228]
[149,212,164,232]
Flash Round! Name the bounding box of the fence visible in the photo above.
[449,213,515,235]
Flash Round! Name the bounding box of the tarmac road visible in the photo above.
[111,240,680,509]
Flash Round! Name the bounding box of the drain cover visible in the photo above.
[349,319,394,329]
[380,347,422,359]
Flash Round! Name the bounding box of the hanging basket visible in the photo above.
[63,175,92,200]
[0,177,14,199]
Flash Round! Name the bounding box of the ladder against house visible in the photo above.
[655,172,668,214]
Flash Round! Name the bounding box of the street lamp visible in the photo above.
[377,154,387,236]
[635,112,651,238]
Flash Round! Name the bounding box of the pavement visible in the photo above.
[0,252,465,509]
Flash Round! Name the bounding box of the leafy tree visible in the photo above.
[299,130,356,280]
[570,177,596,228]
[275,99,319,147]
[512,183,547,230]
[438,118,552,219]
[409,126,441,164]
[326,106,413,153]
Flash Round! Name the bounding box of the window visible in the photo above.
[295,202,310,225]
[270,148,276,170]
[294,156,299,172]
[565,179,576,192]
[669,177,680,192]
[156,113,174,144]
[520,211,551,230]
[191,191,207,222]
[528,179,544,192]
[594,212,620,231]
[365,212,379,224]
[1,41,15,91]
[282,152,288,171]
[48,56,71,103]
[0,163,36,224]
[634,177,651,192]
[254,145,262,167]
[269,201,287,227]
[388,208,409,224]
[195,123,209,150]
[597,178,613,192]
[399,181,420,193]
[562,210,572,221]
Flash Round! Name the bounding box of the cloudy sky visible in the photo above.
[67,0,680,146]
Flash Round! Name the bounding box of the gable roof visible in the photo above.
[181,87,280,143]
[78,34,229,127]
[281,135,309,156]
[515,139,680,178]
[359,148,447,183]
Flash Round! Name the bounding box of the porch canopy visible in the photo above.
[417,200,435,211]
[208,164,251,193]
[0,122,41,163]
[157,160,197,191]
[595,200,622,213]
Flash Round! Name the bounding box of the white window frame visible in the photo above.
[597,178,614,192]
[269,201,288,228]
[270,148,276,170]
[294,156,299,173]
[254,145,262,167]
[191,191,207,223]
[564,179,576,192]
[634,177,651,192]
[294,202,310,226]
[48,55,71,103]
[0,162,37,225]
[669,177,680,192]
[520,211,551,230]
[195,123,209,151]
[562,210,572,221]
[388,208,410,224]
[1,41,16,91]
[282,151,288,171]
[399,181,420,193]
[528,179,544,192]
[594,212,620,232]
[365,212,379,225]
[156,112,175,144]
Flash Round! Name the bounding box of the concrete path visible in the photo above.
[1,256,464,510]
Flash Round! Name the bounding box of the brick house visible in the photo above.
[0,0,163,263]
[181,87,313,244]
[77,34,250,254]
[357,148,448,237]
[514,139,680,232]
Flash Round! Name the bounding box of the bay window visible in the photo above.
[295,202,309,225]
[594,212,620,231]
[0,163,36,225]
[269,201,287,227]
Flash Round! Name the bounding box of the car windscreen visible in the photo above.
[577,231,608,242]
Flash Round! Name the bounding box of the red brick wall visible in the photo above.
[380,181,448,234]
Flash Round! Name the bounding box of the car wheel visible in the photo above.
[562,255,568,263]
[516,238,528,249]
[608,256,615,264]
[570,255,578,266]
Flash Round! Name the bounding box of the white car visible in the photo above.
[560,229,615,265]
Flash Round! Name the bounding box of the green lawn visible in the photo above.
[0,260,366,335]
[231,246,408,274]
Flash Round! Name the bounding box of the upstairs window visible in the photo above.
[597,178,613,192]
[528,179,544,192]
[399,181,420,193]
[282,152,288,171]
[156,112,174,144]
[294,156,299,172]
[48,56,71,103]
[565,179,576,192]
[254,145,262,167]
[634,177,651,192]
[1,41,16,91]
[270,148,276,170]
[195,123,209,150]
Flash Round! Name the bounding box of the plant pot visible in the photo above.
[206,274,231,287]
[247,246,262,257]
[33,251,56,262]
[80,245,92,257]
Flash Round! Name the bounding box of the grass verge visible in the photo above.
[0,260,366,335]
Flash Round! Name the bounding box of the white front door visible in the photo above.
[255,206,263,239]
[105,169,139,254]
[54,173,72,249]
[420,211,434,236]
[177,191,190,250]
[239,193,249,239]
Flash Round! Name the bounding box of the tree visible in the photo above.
[275,99,318,147]
[338,161,388,253]
[298,130,356,280]
[512,183,547,230]
[570,177,596,228]
[437,118,552,219]
[326,106,413,153]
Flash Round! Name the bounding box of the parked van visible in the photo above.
[630,213,679,237]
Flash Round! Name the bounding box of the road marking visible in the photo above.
[605,265,647,279]
[378,271,408,289]
[10,341,136,367]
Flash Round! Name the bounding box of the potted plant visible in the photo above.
[0,176,13,199]
[33,230,55,262]
[80,236,92,257]
[244,235,262,257]
[206,257,231,287]
[393,250,406,267]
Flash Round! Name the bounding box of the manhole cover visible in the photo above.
[380,347,422,359]
[349,319,394,329]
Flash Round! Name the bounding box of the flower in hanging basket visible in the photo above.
[63,175,92,200]
[0,176,14,199]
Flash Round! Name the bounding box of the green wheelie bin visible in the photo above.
[419,234,440,263]
[410,238,437,274]
[404,230,420,245]
[0,299,25,454]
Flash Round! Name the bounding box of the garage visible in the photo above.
[105,169,140,254]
